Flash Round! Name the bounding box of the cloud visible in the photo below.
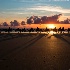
[10,20,19,26]
[0,11,31,15]
[16,0,50,2]
[2,22,9,26]
[29,5,70,14]
[27,14,62,24]
[6,8,26,11]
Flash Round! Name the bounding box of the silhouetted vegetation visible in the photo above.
[0,27,70,34]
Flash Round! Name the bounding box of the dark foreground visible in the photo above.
[0,33,70,70]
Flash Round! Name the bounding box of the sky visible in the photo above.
[0,0,70,23]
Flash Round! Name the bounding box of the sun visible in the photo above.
[47,24,55,29]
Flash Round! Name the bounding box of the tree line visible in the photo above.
[0,27,70,34]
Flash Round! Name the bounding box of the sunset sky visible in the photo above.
[0,0,70,23]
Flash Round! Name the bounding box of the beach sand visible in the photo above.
[0,33,70,70]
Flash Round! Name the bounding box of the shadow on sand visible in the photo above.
[47,33,70,45]
[53,34,70,45]
[0,33,70,59]
[0,33,38,42]
[0,34,46,59]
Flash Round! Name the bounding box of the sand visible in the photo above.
[0,33,70,70]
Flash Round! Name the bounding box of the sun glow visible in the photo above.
[47,24,55,29]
